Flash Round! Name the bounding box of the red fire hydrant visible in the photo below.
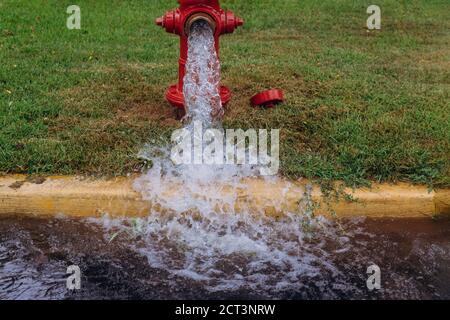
[156,0,244,112]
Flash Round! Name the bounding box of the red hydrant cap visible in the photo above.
[251,89,284,108]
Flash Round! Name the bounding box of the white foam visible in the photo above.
[112,21,341,295]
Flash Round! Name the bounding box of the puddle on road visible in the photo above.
[0,215,449,300]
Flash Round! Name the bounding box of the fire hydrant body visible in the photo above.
[156,0,243,111]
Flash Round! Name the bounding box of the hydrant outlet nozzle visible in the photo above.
[185,13,217,35]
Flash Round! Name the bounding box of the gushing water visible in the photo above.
[183,20,223,122]
[98,21,345,296]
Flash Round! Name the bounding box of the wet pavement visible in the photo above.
[0,215,449,300]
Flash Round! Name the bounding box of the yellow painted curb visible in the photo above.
[0,175,449,219]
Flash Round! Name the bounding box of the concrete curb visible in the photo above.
[0,175,449,219]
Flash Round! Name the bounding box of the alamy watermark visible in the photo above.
[366,264,381,290]
[67,5,81,30]
[66,265,81,290]
[171,121,280,176]
[367,5,381,30]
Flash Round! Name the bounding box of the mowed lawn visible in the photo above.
[0,0,449,187]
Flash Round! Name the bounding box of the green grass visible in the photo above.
[0,0,449,187]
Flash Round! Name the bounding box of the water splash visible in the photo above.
[135,20,260,212]
[112,21,336,295]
